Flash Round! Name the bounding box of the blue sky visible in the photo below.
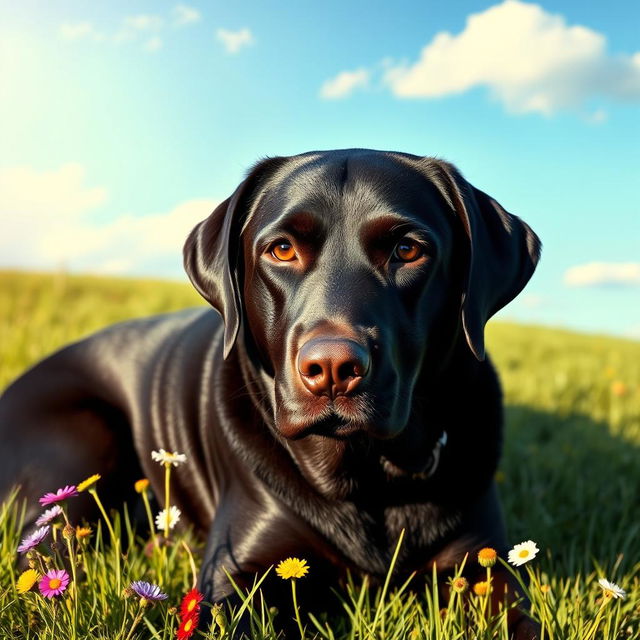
[1,0,638,338]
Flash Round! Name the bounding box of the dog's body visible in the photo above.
[0,149,540,635]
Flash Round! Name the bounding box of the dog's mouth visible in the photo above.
[275,391,403,441]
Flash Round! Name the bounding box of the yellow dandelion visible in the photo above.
[16,569,39,594]
[77,474,101,492]
[135,478,150,493]
[275,557,309,580]
[451,576,469,593]
[477,547,498,568]
[76,526,92,539]
[540,584,551,594]
[473,581,489,596]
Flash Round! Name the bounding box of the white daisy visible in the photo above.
[598,578,626,600]
[155,506,181,531]
[507,540,539,566]
[151,449,187,467]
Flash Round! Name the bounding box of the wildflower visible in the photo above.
[35,505,63,526]
[478,547,498,568]
[62,524,76,540]
[122,586,135,599]
[130,580,168,603]
[39,569,70,598]
[212,603,226,631]
[151,449,187,467]
[611,381,628,397]
[17,526,50,554]
[473,581,489,596]
[39,485,78,506]
[540,584,551,594]
[155,506,181,531]
[180,588,204,619]
[76,526,92,539]
[598,578,626,600]
[276,557,309,580]
[16,569,39,594]
[451,576,469,594]
[508,540,539,566]
[135,478,150,493]
[176,611,200,639]
[76,473,101,492]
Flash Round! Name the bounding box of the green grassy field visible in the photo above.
[1,270,638,639]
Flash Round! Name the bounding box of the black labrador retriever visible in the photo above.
[0,149,540,637]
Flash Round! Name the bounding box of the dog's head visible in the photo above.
[184,150,540,496]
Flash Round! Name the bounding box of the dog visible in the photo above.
[0,149,541,637]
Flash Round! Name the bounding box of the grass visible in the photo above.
[1,269,639,639]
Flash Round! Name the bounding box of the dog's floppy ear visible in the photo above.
[183,157,286,358]
[426,160,541,360]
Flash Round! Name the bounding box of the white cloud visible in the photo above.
[60,7,199,51]
[59,22,105,42]
[331,0,640,115]
[585,108,608,124]
[216,28,254,54]
[320,69,370,99]
[123,15,164,31]
[0,164,106,217]
[114,14,163,45]
[36,198,217,276]
[564,262,640,287]
[144,37,163,52]
[0,164,216,277]
[519,294,545,309]
[173,5,201,26]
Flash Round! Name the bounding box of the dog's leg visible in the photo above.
[196,491,344,636]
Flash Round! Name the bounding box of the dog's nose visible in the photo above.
[297,338,370,398]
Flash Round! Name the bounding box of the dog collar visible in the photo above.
[412,430,448,480]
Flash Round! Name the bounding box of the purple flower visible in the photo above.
[39,485,78,506]
[17,526,50,554]
[130,580,168,601]
[35,505,63,526]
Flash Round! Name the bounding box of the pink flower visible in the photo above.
[39,485,78,506]
[39,569,70,598]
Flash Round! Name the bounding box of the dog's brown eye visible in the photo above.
[393,240,422,263]
[271,242,297,261]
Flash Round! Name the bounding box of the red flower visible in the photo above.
[176,610,199,639]
[179,588,204,619]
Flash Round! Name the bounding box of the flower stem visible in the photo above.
[65,537,78,640]
[582,599,609,640]
[141,490,156,541]
[88,488,121,592]
[124,607,144,640]
[163,463,171,539]
[291,579,305,639]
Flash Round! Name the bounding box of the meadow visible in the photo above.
[0,270,638,639]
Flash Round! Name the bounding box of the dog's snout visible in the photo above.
[297,338,370,398]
